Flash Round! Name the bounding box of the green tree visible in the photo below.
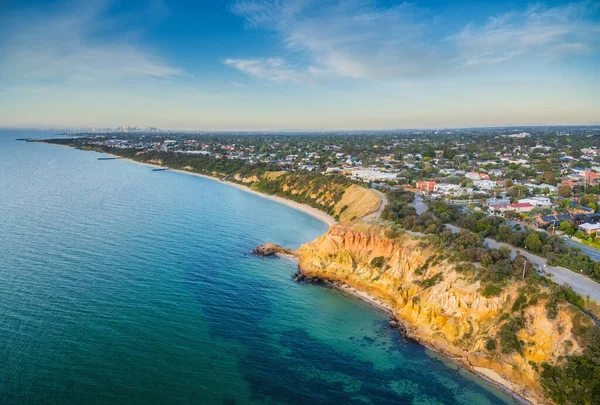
[524,233,542,252]
[559,221,574,235]
[557,185,572,197]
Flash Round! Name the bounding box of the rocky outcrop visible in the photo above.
[287,224,595,404]
[252,243,293,257]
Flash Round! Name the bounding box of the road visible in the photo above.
[565,239,600,261]
[504,220,600,263]
[364,188,388,222]
[371,189,600,301]
[445,224,600,302]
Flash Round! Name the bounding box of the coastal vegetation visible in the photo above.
[43,139,380,222]
[42,136,600,404]
[295,223,599,404]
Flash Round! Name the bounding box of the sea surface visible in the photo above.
[0,130,515,404]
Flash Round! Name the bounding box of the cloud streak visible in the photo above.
[453,2,600,66]
[228,0,439,82]
[226,0,600,82]
[224,57,315,83]
[0,0,182,88]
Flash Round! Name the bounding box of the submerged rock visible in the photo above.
[292,271,319,284]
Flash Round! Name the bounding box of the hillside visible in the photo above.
[41,140,382,223]
[292,224,600,404]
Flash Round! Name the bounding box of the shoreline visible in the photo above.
[292,266,533,405]
[51,144,336,227]
[45,141,531,404]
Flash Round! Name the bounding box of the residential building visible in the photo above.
[488,202,535,215]
[416,181,436,193]
[518,197,553,208]
[473,180,497,190]
[579,222,600,235]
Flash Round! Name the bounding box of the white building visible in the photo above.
[434,184,463,196]
[579,222,600,235]
[473,180,497,191]
[524,183,557,194]
[518,197,553,208]
[351,169,397,182]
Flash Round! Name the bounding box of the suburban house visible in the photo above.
[579,222,600,235]
[537,214,575,228]
[488,202,535,215]
[351,169,397,182]
[518,197,553,208]
[473,180,497,190]
[433,184,462,196]
[416,181,436,193]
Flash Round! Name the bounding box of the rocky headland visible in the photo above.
[258,223,599,405]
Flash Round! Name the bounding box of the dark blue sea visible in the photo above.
[0,130,514,404]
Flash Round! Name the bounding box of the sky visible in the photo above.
[0,0,599,130]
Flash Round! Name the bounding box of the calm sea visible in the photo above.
[0,130,514,404]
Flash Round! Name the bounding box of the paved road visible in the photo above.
[445,224,600,302]
[565,239,600,261]
[364,188,388,222]
[504,220,600,263]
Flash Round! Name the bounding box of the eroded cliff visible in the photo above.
[293,224,596,404]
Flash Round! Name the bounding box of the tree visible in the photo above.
[507,185,529,199]
[542,171,556,184]
[557,184,572,197]
[558,220,573,235]
[558,199,573,212]
[524,233,542,252]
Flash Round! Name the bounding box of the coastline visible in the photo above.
[50,144,336,227]
[45,142,531,404]
[330,282,532,404]
[292,265,534,405]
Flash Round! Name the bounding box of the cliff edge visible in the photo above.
[289,224,597,404]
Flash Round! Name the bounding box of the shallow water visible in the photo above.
[0,130,515,404]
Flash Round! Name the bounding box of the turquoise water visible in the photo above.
[0,130,514,404]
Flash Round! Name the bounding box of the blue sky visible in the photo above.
[0,0,599,130]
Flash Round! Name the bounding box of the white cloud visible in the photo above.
[453,2,600,66]
[0,0,182,87]
[224,57,314,83]
[227,0,600,82]
[228,0,439,81]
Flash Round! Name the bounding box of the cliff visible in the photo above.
[292,224,596,404]
[236,173,381,222]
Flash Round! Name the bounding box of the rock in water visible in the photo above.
[252,243,292,257]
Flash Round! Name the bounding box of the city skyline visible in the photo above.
[1,0,599,130]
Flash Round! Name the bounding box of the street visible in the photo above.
[565,239,600,261]
[445,224,600,302]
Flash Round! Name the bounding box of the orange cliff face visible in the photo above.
[294,224,594,405]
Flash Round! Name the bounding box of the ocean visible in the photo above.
[0,130,514,404]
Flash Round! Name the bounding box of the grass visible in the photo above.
[580,239,600,250]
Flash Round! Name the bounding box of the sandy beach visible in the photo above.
[44,142,532,404]
[73,147,337,227]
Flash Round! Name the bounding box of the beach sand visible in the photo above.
[99,151,336,226]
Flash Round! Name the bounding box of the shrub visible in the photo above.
[481,284,503,298]
[371,256,385,268]
[417,273,443,289]
[540,328,600,405]
[485,338,497,351]
[499,316,525,355]
[512,293,528,312]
